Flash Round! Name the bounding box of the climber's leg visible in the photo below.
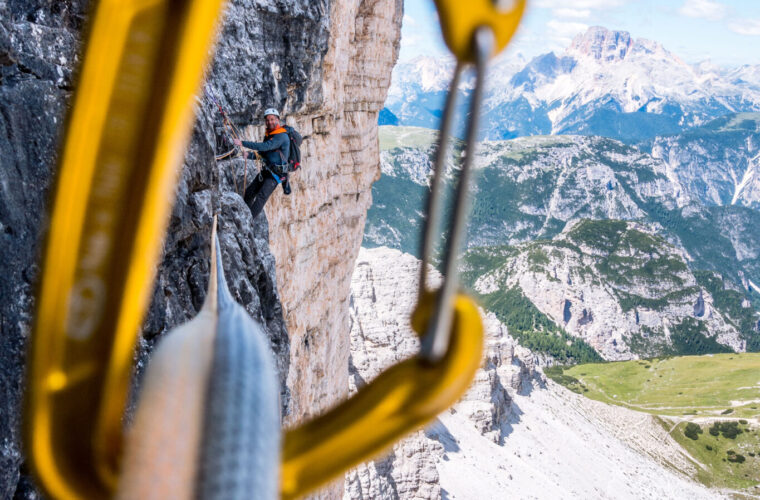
[245,171,279,219]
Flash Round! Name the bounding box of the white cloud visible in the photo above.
[553,8,591,19]
[402,14,416,27]
[678,0,727,21]
[728,18,760,36]
[547,20,590,39]
[400,33,422,47]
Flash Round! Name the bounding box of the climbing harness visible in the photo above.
[23,0,525,499]
[260,127,289,184]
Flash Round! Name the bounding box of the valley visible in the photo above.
[363,30,760,493]
[347,247,729,499]
[368,125,760,362]
[360,23,760,499]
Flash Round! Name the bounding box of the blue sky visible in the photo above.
[400,0,760,66]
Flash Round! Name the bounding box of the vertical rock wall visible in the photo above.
[264,0,402,423]
[0,2,88,496]
[0,0,402,496]
[266,0,403,419]
[266,2,402,496]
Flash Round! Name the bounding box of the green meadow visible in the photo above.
[379,125,439,150]
[666,419,760,490]
[548,353,760,419]
[546,353,760,491]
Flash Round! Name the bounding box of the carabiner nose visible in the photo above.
[434,0,525,63]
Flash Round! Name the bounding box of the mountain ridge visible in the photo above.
[368,125,760,361]
[385,26,760,143]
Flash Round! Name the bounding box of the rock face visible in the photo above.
[366,128,688,256]
[370,128,759,279]
[367,125,760,365]
[344,247,543,499]
[0,0,402,497]
[567,26,634,62]
[651,113,760,209]
[0,3,88,496]
[472,220,747,360]
[345,247,725,500]
[263,0,403,425]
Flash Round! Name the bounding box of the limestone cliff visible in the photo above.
[345,247,724,499]
[0,0,402,496]
[264,0,403,425]
[344,247,544,498]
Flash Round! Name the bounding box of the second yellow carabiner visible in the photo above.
[434,0,526,63]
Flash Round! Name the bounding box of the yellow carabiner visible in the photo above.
[281,291,484,500]
[433,0,526,63]
[24,0,226,498]
[26,1,525,498]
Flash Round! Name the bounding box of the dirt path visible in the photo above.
[661,415,760,431]
[581,380,760,425]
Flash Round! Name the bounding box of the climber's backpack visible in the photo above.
[280,125,302,173]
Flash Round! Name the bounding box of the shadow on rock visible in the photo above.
[424,418,461,453]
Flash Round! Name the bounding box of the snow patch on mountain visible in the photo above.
[651,113,760,208]
[386,27,760,142]
[732,151,760,206]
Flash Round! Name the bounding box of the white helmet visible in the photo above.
[263,108,280,118]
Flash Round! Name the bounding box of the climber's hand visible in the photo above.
[233,138,242,147]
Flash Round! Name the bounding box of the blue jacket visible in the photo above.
[242,128,290,169]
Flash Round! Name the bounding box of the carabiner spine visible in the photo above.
[419,60,463,297]
[25,0,226,498]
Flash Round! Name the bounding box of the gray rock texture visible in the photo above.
[344,247,543,499]
[473,220,747,360]
[0,0,402,498]
[1,2,88,496]
[651,115,760,209]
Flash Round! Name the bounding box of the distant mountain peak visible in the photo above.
[386,26,760,142]
[390,54,456,94]
[567,26,634,62]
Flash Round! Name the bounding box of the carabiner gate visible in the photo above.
[417,0,525,363]
[418,27,492,363]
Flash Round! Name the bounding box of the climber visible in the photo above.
[233,108,290,219]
